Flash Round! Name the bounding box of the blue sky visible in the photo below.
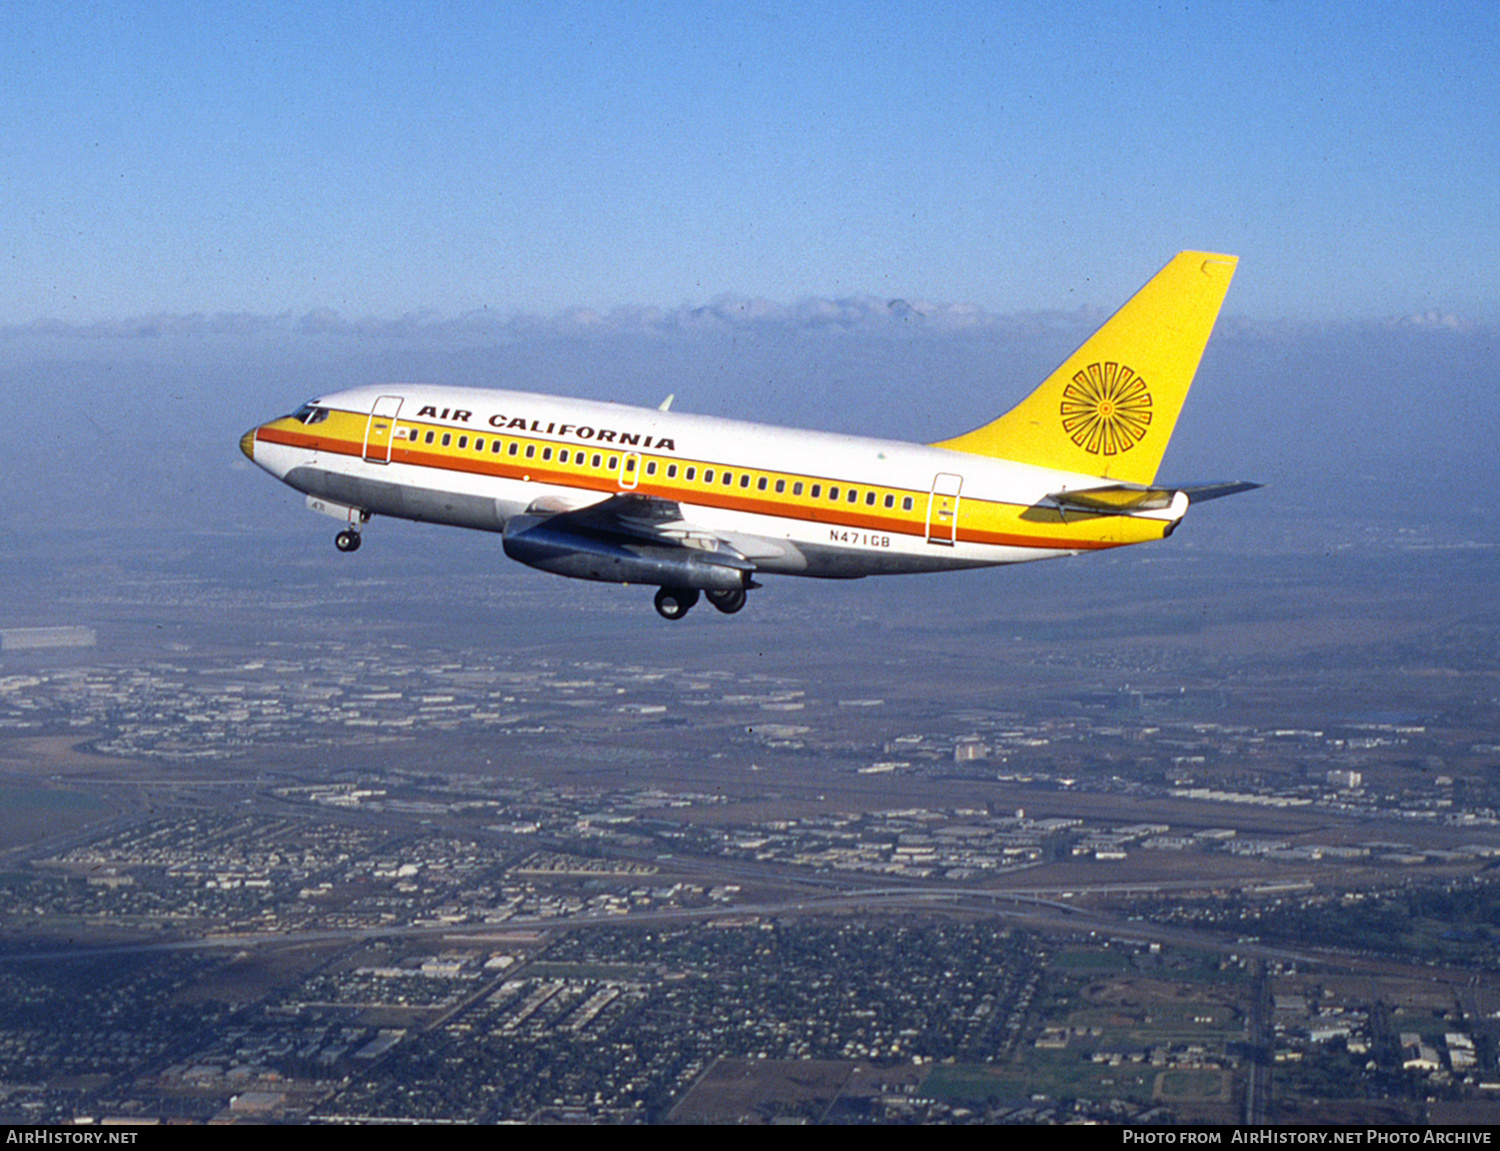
[4,1,1496,324]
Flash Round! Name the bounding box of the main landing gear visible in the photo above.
[334,528,362,553]
[653,587,698,620]
[652,585,749,620]
[706,586,747,614]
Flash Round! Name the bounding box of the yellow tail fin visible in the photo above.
[932,251,1238,485]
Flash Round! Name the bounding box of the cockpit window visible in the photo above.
[292,402,330,425]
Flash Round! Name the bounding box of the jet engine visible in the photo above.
[501,514,753,591]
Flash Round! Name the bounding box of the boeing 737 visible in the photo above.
[240,251,1256,620]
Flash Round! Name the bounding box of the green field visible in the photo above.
[923,1051,1160,1104]
[1065,999,1236,1041]
[0,785,114,849]
[1048,946,1135,973]
[525,961,655,981]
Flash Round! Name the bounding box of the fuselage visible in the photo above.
[242,382,1184,580]
[240,253,1243,618]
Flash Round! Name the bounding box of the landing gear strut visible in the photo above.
[653,587,699,620]
[334,528,362,553]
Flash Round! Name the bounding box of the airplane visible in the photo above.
[239,251,1257,620]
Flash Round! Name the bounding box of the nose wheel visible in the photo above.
[334,528,362,553]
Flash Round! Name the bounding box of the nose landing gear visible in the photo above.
[334,528,362,553]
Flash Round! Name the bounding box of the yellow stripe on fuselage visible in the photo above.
[254,409,1168,553]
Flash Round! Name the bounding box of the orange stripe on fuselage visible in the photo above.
[254,420,1137,553]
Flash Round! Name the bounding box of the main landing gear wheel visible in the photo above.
[653,587,699,620]
[334,529,362,553]
[706,587,747,615]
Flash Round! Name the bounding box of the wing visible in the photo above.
[501,493,755,590]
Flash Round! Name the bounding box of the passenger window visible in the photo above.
[866,491,876,506]
[793,482,803,496]
[774,479,785,493]
[509,442,519,456]
[829,486,840,500]
[525,445,536,459]
[542,447,552,461]
[458,436,468,449]
[595,454,604,468]
[810,484,821,498]
[884,494,894,508]
[686,467,696,481]
[559,449,570,463]
[492,440,503,454]
[424,431,435,445]
[722,471,733,486]
[704,469,714,483]
[902,496,914,511]
[666,464,677,478]
[741,475,751,488]
[847,489,858,503]
[441,433,452,447]
[474,438,484,452]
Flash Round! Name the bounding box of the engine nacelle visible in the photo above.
[502,515,752,591]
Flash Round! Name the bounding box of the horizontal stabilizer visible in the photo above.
[1048,480,1261,514]
[1175,480,1263,504]
[1046,485,1178,513]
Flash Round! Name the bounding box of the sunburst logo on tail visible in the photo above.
[1059,362,1153,455]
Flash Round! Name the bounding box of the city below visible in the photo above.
[0,522,1497,1124]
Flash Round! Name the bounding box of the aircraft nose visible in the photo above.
[239,428,257,461]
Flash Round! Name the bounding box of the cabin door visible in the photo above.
[362,394,404,464]
[925,472,963,545]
